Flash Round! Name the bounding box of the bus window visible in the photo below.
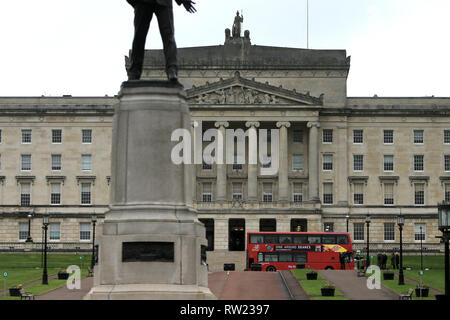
[322,235,336,244]
[264,253,278,262]
[250,235,264,244]
[279,235,292,244]
[293,252,307,263]
[265,234,278,244]
[279,253,293,262]
[293,235,308,244]
[308,235,321,244]
[336,235,349,244]
[258,252,264,262]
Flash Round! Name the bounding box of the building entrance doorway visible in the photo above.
[291,219,308,232]
[229,219,245,251]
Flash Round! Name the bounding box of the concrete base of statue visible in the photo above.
[84,81,215,300]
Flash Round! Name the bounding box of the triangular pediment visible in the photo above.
[186,71,323,106]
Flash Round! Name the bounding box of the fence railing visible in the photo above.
[352,242,443,254]
[0,242,92,253]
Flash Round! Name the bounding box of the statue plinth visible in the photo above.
[85,81,215,300]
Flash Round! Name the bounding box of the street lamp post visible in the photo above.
[90,215,97,270]
[346,214,350,233]
[26,213,33,243]
[397,213,405,285]
[438,201,450,297]
[42,215,50,285]
[366,215,371,270]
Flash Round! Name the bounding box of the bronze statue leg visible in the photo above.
[127,3,155,80]
[155,4,177,74]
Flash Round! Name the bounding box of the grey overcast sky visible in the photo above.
[0,0,449,97]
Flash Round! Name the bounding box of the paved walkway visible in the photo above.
[318,270,399,300]
[35,277,93,300]
[279,270,309,300]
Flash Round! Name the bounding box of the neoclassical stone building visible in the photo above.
[0,26,448,271]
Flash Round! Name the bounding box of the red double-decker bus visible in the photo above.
[247,232,354,271]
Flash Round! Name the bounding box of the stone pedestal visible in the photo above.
[85,81,215,300]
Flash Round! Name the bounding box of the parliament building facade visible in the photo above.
[0,27,448,271]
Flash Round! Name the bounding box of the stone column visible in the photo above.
[214,121,229,202]
[245,121,260,202]
[307,121,320,202]
[337,124,348,206]
[276,121,291,202]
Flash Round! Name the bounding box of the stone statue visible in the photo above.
[126,0,196,81]
[232,11,243,38]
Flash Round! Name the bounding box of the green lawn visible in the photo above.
[292,269,347,300]
[381,274,436,300]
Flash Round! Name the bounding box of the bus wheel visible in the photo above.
[325,266,334,270]
[266,266,276,272]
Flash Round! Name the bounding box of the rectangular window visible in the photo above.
[19,222,29,240]
[82,129,92,143]
[202,182,212,202]
[202,160,212,170]
[49,223,61,240]
[384,223,395,241]
[445,130,450,144]
[353,155,364,171]
[21,154,31,171]
[384,155,394,172]
[52,129,62,143]
[232,182,243,200]
[82,154,92,171]
[353,223,365,241]
[20,183,31,206]
[292,154,304,170]
[414,130,424,144]
[232,155,243,170]
[414,223,426,241]
[293,183,303,202]
[81,183,91,205]
[384,130,394,144]
[353,183,364,205]
[21,129,32,143]
[323,183,333,204]
[323,154,333,171]
[80,222,91,240]
[384,183,394,205]
[322,129,333,143]
[0,129,2,143]
[262,155,272,169]
[50,183,61,205]
[414,183,425,205]
[414,155,424,171]
[445,155,450,172]
[445,183,450,202]
[293,130,303,143]
[323,222,334,232]
[51,154,62,171]
[262,183,273,202]
[353,130,363,144]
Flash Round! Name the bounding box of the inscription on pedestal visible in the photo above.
[122,242,174,263]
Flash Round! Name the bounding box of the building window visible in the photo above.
[202,182,212,202]
[322,129,333,143]
[445,155,450,172]
[384,130,394,144]
[19,222,29,240]
[232,182,243,200]
[323,154,333,171]
[293,183,303,202]
[353,130,363,144]
[82,129,92,143]
[293,130,303,143]
[384,183,394,205]
[414,183,425,205]
[49,223,61,240]
[291,219,307,232]
[323,222,334,232]
[0,129,2,143]
[82,154,92,171]
[50,183,61,205]
[353,223,365,241]
[414,130,424,144]
[21,154,31,171]
[52,129,62,143]
[20,183,31,206]
[199,219,214,251]
[384,155,394,172]
[81,183,91,205]
[445,130,450,144]
[384,223,395,241]
[292,154,304,170]
[232,155,243,170]
[414,223,426,241]
[51,154,62,171]
[80,222,91,240]
[353,155,364,171]
[262,155,272,168]
[353,183,364,205]
[323,183,333,204]
[21,129,32,144]
[445,183,450,202]
[414,155,424,171]
[262,183,273,202]
[260,219,276,232]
